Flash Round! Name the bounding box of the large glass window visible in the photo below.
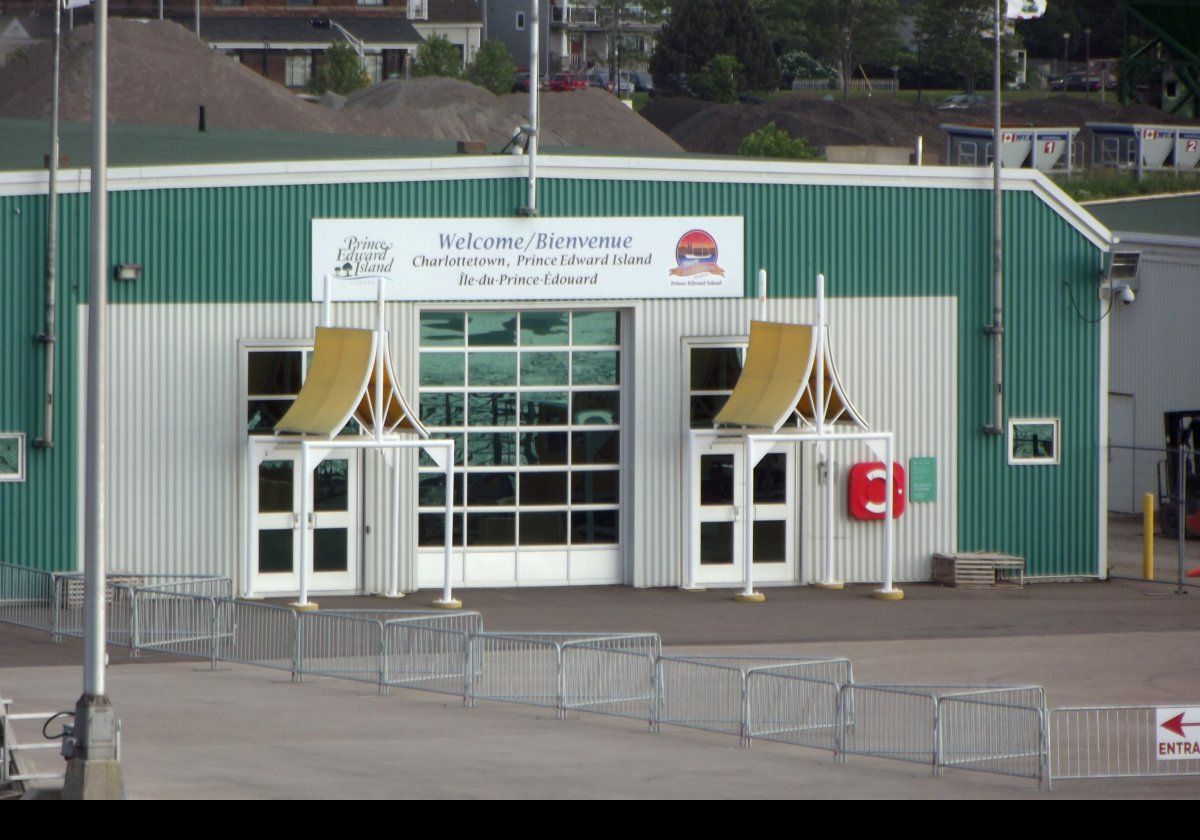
[689,344,744,428]
[1008,418,1059,465]
[418,310,621,549]
[246,348,358,437]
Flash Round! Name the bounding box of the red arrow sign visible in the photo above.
[1160,713,1200,738]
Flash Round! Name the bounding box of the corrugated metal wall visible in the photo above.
[1,172,1104,581]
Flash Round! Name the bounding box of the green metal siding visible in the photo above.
[0,193,82,572]
[0,173,1102,577]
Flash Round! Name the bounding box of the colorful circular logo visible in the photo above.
[675,229,718,271]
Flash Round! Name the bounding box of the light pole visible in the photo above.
[1062,31,1070,81]
[311,17,366,73]
[1084,27,1092,98]
[62,0,125,799]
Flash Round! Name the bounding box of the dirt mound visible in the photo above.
[0,20,681,154]
[0,18,340,132]
[642,93,1200,157]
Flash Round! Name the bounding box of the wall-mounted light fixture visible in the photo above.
[113,263,142,282]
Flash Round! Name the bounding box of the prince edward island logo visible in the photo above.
[669,229,725,279]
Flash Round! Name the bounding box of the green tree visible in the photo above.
[691,54,742,103]
[650,0,779,92]
[414,34,463,79]
[916,0,1019,93]
[466,39,516,95]
[307,41,369,96]
[739,121,820,159]
[794,0,901,101]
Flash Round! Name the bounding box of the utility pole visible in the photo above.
[62,0,124,800]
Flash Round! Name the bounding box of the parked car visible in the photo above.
[626,71,655,93]
[512,72,531,93]
[546,72,588,92]
[936,93,990,110]
[1049,72,1103,92]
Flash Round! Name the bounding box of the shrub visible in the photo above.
[738,121,820,159]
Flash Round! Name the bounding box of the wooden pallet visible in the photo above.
[932,552,1025,588]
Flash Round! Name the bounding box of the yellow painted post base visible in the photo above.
[872,588,904,601]
[432,599,463,609]
[813,582,845,590]
[288,601,320,612]
[733,592,766,603]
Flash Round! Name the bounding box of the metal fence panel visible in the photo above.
[746,673,842,752]
[297,612,385,688]
[468,633,563,711]
[0,562,55,632]
[214,599,298,675]
[654,656,747,740]
[561,634,660,722]
[382,617,483,697]
[939,697,1045,781]
[838,684,938,769]
[1050,705,1200,782]
[131,591,220,663]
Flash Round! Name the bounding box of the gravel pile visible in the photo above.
[641,93,1200,157]
[0,19,681,154]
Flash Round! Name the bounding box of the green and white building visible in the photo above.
[0,121,1116,597]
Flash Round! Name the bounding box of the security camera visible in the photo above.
[1113,282,1136,305]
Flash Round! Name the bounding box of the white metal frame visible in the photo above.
[1007,417,1061,466]
[0,432,24,482]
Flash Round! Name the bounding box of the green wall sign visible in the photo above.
[909,457,936,503]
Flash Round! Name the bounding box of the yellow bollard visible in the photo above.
[1143,492,1155,580]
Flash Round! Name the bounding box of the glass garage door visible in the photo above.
[417,310,622,586]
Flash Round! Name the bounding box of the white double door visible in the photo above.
[691,442,796,586]
[251,451,360,595]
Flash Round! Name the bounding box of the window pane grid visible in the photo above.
[417,310,621,549]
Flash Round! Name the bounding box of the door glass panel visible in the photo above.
[699,454,734,505]
[468,312,517,346]
[571,510,618,544]
[690,347,742,390]
[521,311,569,345]
[420,353,464,386]
[572,470,618,504]
[467,473,516,506]
[699,521,734,565]
[257,530,293,573]
[467,512,515,545]
[520,352,569,386]
[520,472,568,505]
[258,460,294,513]
[573,311,619,345]
[420,312,465,346]
[752,520,786,564]
[469,392,516,426]
[520,512,568,545]
[248,352,303,395]
[572,351,619,385]
[313,528,349,572]
[468,432,516,466]
[753,453,788,504]
[418,512,464,547]
[313,459,349,511]
[469,352,517,386]
[572,430,618,464]
[573,391,619,425]
[521,392,569,425]
[520,431,568,465]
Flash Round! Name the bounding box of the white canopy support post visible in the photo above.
[734,432,765,603]
[293,442,314,609]
[322,273,332,328]
[815,273,826,436]
[244,438,259,599]
[386,452,404,598]
[432,438,461,609]
[874,432,903,600]
[757,267,767,323]
[375,276,385,445]
[815,440,843,589]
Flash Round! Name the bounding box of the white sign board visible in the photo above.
[1006,0,1047,20]
[1156,706,1200,760]
[311,216,744,302]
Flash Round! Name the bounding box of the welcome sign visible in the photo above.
[311,216,744,301]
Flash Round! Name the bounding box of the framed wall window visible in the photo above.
[516,12,526,30]
[417,309,622,550]
[363,53,383,85]
[0,433,24,483]
[284,53,313,88]
[1008,418,1060,465]
[688,342,745,428]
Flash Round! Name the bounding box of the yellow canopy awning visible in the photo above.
[275,327,427,438]
[713,320,868,432]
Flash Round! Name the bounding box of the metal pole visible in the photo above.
[375,277,385,445]
[388,450,402,597]
[194,0,200,40]
[986,0,1004,436]
[739,433,757,600]
[1176,446,1186,594]
[1142,491,1155,580]
[433,440,460,608]
[321,273,331,328]
[37,0,62,450]
[64,0,124,798]
[525,0,539,215]
[816,273,825,437]
[298,442,310,607]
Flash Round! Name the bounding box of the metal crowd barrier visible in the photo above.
[469,632,661,720]
[0,562,55,632]
[1048,704,1200,786]
[380,612,484,698]
[214,600,299,675]
[655,656,853,746]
